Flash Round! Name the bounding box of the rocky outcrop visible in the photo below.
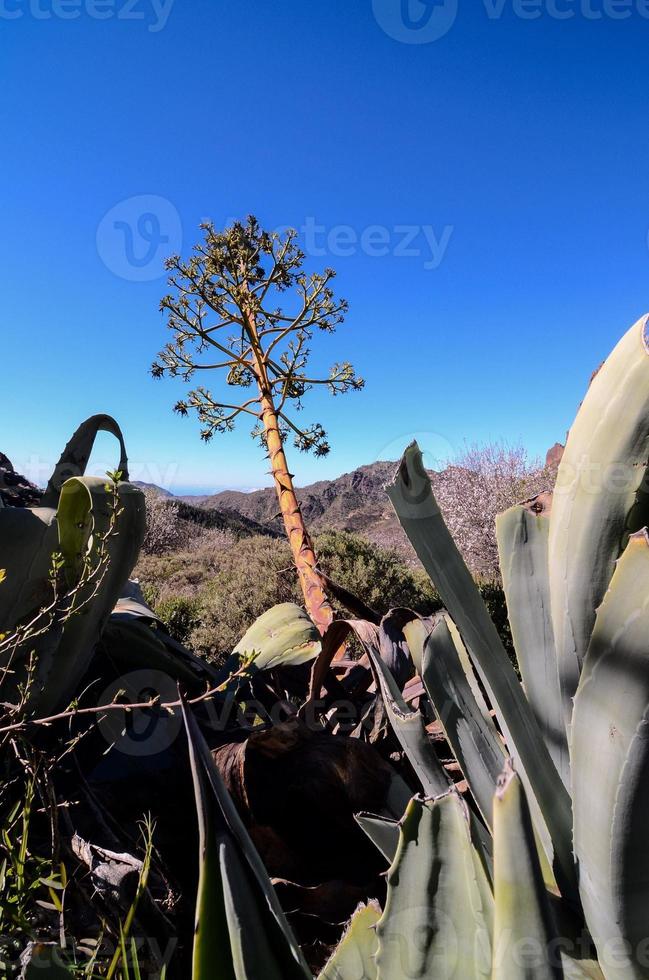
[0,454,42,508]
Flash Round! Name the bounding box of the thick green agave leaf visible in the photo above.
[0,476,145,714]
[182,700,312,980]
[0,414,131,629]
[0,416,145,714]
[41,413,129,508]
[234,602,321,670]
[354,812,401,864]
[37,476,145,713]
[376,793,493,980]
[571,529,649,979]
[386,444,577,904]
[0,506,59,637]
[548,314,649,730]
[318,902,380,980]
[100,616,220,688]
[492,762,561,980]
[496,496,569,789]
[423,615,506,830]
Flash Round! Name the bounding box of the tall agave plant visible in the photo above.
[183,313,649,979]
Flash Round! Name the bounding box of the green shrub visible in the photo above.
[154,595,202,646]
[136,529,515,666]
[189,536,300,660]
[314,529,441,616]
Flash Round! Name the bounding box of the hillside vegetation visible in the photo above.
[135,455,526,665]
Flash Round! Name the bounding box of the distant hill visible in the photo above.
[0,454,42,508]
[177,447,557,573]
[133,481,174,498]
[174,497,280,541]
[178,461,419,559]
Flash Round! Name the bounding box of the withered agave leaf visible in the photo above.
[362,624,450,799]
[305,616,447,801]
[181,700,311,980]
[234,602,321,670]
[101,616,220,689]
[213,717,395,889]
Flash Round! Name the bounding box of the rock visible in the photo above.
[0,454,42,507]
[545,442,565,470]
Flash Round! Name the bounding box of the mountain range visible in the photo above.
[135,461,412,557]
[137,460,445,564]
[178,460,404,551]
[138,441,562,572]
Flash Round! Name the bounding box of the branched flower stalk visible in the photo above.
[152,216,364,633]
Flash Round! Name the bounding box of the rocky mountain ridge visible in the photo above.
[173,460,411,554]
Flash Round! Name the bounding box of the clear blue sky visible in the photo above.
[2,0,648,493]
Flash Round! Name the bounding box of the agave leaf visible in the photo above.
[0,416,145,714]
[548,314,649,729]
[0,506,62,700]
[0,507,59,633]
[303,615,448,797]
[492,762,561,980]
[401,616,429,675]
[376,793,493,980]
[561,959,605,979]
[318,902,380,980]
[378,608,416,690]
[383,770,415,821]
[41,413,129,508]
[406,614,493,725]
[0,476,145,714]
[364,635,450,798]
[422,615,506,830]
[445,616,493,724]
[34,477,145,713]
[387,444,577,903]
[182,700,312,980]
[571,529,649,978]
[496,496,569,789]
[306,619,377,709]
[101,617,220,688]
[354,813,401,863]
[234,602,321,670]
